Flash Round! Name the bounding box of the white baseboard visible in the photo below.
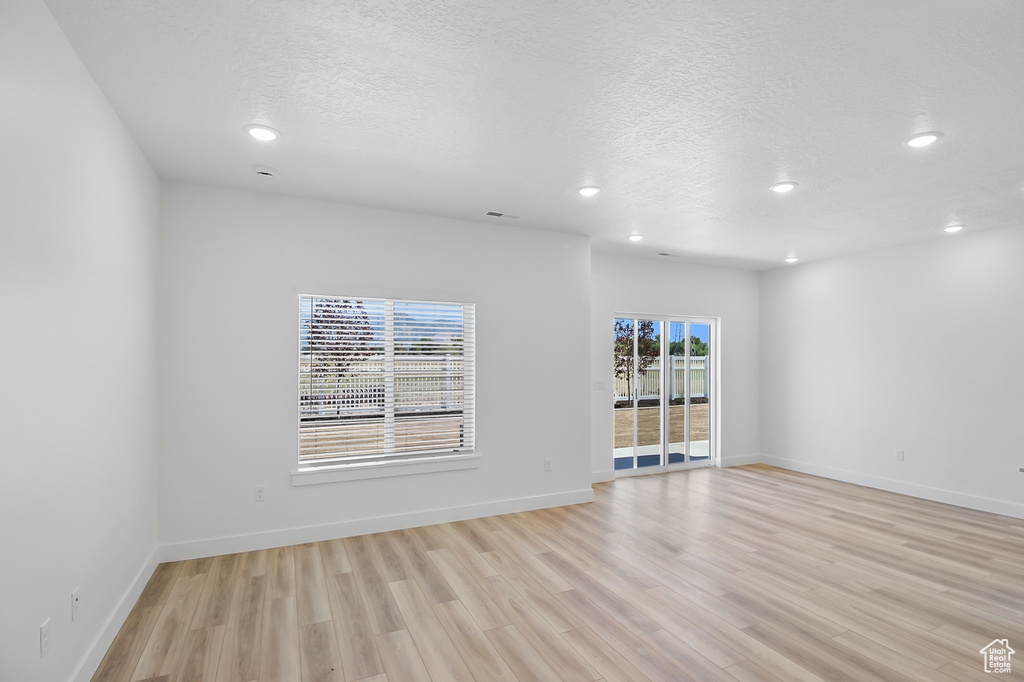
[762,455,1024,520]
[160,488,595,562]
[592,468,616,483]
[720,453,762,467]
[71,546,159,682]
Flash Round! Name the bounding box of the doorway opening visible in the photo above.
[613,316,716,474]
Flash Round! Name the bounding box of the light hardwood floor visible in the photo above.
[93,465,1024,681]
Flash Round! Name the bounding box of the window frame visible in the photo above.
[292,293,477,485]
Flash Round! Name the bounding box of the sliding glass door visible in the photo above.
[614,315,714,473]
[634,319,662,469]
[667,321,687,464]
[612,318,637,469]
[687,322,712,462]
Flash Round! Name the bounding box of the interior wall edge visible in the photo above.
[158,487,594,563]
[762,455,1024,520]
[70,546,159,682]
[720,453,764,467]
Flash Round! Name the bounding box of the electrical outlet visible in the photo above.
[40,618,50,658]
[71,588,80,622]
[253,485,266,502]
[544,458,552,472]
[895,449,905,461]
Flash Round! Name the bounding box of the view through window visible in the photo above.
[299,295,475,467]
[613,316,714,472]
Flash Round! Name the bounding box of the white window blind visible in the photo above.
[298,295,475,467]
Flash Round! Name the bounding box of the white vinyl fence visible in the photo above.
[614,356,708,401]
[300,356,465,416]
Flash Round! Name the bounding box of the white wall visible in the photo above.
[760,226,1024,518]
[157,183,593,558]
[590,252,762,479]
[0,1,161,680]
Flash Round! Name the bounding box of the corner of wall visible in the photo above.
[719,454,763,468]
[71,547,159,682]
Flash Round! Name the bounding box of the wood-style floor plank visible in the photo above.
[266,545,296,600]
[427,547,510,631]
[259,596,300,682]
[368,532,411,584]
[318,538,352,576]
[134,562,183,610]
[586,566,744,669]
[482,549,584,634]
[485,528,574,594]
[325,572,384,681]
[830,631,957,681]
[130,573,206,680]
[344,535,406,635]
[299,620,344,682]
[432,599,518,682]
[432,523,500,580]
[560,626,647,682]
[233,549,267,578]
[388,578,475,681]
[213,575,265,682]
[91,606,162,682]
[553,588,684,682]
[479,574,600,681]
[375,629,431,682]
[295,542,332,626]
[642,628,732,682]
[393,527,458,605]
[485,624,563,682]
[91,465,1024,682]
[723,658,787,682]
[190,554,236,629]
[175,625,225,682]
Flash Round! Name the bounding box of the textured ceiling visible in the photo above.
[44,0,1024,268]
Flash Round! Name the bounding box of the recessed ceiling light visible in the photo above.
[904,131,943,148]
[785,257,799,263]
[244,124,280,141]
[944,225,964,233]
[628,234,644,242]
[770,182,798,193]
[578,186,601,197]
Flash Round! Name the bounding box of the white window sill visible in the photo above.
[291,453,480,486]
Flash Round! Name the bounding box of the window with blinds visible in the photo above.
[298,295,475,467]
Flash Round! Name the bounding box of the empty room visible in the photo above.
[3,0,1024,680]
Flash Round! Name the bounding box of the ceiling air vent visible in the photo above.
[485,211,504,217]
[485,212,522,220]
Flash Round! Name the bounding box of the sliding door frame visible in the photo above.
[613,312,721,478]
